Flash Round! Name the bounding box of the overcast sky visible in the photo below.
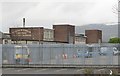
[0,0,118,32]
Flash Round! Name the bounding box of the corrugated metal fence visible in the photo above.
[2,44,119,65]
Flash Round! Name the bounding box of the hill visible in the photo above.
[75,24,118,42]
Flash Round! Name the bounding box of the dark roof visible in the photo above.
[75,34,84,37]
[85,29,102,31]
[42,40,68,43]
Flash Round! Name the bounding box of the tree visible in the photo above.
[113,0,120,15]
[108,37,120,43]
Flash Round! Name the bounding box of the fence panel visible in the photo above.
[2,44,119,66]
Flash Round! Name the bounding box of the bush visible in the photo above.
[108,37,120,43]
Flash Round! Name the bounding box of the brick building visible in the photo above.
[9,27,55,44]
[10,27,44,41]
[85,30,102,44]
[9,24,75,44]
[53,24,75,44]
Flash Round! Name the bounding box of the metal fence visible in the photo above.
[2,44,120,65]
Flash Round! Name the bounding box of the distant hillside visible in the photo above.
[75,24,118,42]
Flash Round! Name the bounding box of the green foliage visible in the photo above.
[83,69,93,74]
[108,37,120,43]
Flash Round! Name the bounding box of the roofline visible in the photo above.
[9,27,44,29]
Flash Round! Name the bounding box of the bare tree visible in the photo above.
[113,0,120,14]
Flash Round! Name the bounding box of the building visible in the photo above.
[0,32,2,44]
[75,34,86,44]
[9,24,75,44]
[53,24,75,44]
[0,31,11,44]
[85,29,102,44]
[3,33,11,44]
[10,27,56,44]
[10,27,44,44]
[43,29,54,41]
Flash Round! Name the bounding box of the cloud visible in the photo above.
[82,0,118,24]
[1,0,118,32]
[1,0,108,2]
[1,2,38,32]
[19,2,95,28]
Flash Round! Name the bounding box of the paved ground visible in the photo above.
[2,68,88,74]
[2,68,118,74]
[2,56,119,75]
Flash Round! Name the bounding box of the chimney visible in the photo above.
[23,18,25,27]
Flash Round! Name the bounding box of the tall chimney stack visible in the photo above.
[23,18,25,27]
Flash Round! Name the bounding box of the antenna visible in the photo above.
[23,18,25,27]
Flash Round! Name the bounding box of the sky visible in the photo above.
[0,0,118,32]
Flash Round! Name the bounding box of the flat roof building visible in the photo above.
[10,27,44,41]
[9,27,58,44]
[10,27,54,44]
[53,24,75,44]
[0,32,2,44]
[75,34,86,44]
[85,29,102,44]
[0,32,11,44]
[43,29,54,41]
